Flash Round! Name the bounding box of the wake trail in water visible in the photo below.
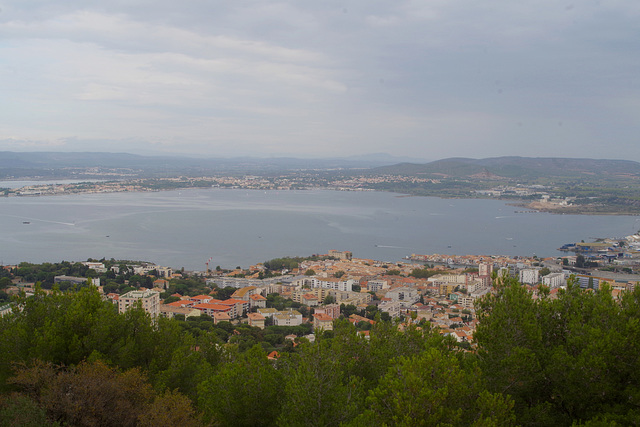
[0,213,75,226]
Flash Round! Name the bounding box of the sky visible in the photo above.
[1,1,639,161]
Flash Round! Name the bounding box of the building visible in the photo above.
[519,269,540,285]
[385,287,419,306]
[313,313,334,331]
[310,277,354,292]
[478,263,493,277]
[274,309,303,326]
[366,279,389,292]
[314,303,341,319]
[542,272,566,289]
[0,303,13,317]
[378,301,402,318]
[330,290,372,306]
[193,303,234,317]
[231,286,260,301]
[257,308,279,318]
[249,293,267,308]
[328,250,353,260]
[153,279,169,290]
[300,293,319,306]
[248,312,266,329]
[211,312,232,324]
[118,289,160,317]
[54,275,100,287]
[159,304,201,319]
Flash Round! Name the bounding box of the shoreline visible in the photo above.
[3,179,640,216]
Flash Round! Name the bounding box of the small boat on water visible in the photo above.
[23,221,30,224]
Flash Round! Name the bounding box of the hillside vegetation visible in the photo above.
[1,278,639,426]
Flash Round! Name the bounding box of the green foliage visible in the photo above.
[279,335,367,426]
[323,294,336,305]
[0,394,57,426]
[6,360,201,427]
[264,257,299,271]
[304,268,316,276]
[199,345,282,426]
[3,272,638,426]
[475,278,640,425]
[353,348,515,426]
[341,303,360,318]
[409,267,439,278]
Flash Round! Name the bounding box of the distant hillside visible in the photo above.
[372,157,640,179]
[0,152,412,179]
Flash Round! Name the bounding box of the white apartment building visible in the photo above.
[366,279,389,292]
[274,309,303,326]
[118,289,160,317]
[542,272,566,289]
[310,277,354,292]
[385,287,419,305]
[519,269,540,285]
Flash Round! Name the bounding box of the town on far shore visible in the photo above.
[3,234,640,347]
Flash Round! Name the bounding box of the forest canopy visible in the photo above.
[0,277,639,426]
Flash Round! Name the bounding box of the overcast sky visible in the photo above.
[1,1,639,160]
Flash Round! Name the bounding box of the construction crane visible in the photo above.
[205,257,213,275]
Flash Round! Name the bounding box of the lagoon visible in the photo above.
[0,188,636,270]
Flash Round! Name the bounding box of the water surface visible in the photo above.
[0,189,635,270]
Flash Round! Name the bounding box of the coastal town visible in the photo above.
[4,239,640,347]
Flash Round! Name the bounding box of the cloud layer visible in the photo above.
[1,1,639,160]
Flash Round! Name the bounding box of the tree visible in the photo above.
[198,345,282,426]
[341,304,358,318]
[354,348,515,426]
[304,269,316,276]
[0,394,54,426]
[279,339,366,426]
[323,294,336,305]
[7,360,201,427]
[475,278,640,425]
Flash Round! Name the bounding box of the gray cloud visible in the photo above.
[0,1,639,160]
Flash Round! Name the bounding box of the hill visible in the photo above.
[372,156,640,179]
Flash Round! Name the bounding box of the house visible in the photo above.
[166,300,194,308]
[301,293,319,306]
[248,312,266,329]
[231,286,260,301]
[313,303,340,319]
[211,312,232,324]
[313,313,334,331]
[257,308,279,318]
[153,279,169,290]
[159,304,201,319]
[192,303,233,317]
[249,293,267,309]
[190,294,213,304]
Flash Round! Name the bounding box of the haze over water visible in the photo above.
[0,188,636,270]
